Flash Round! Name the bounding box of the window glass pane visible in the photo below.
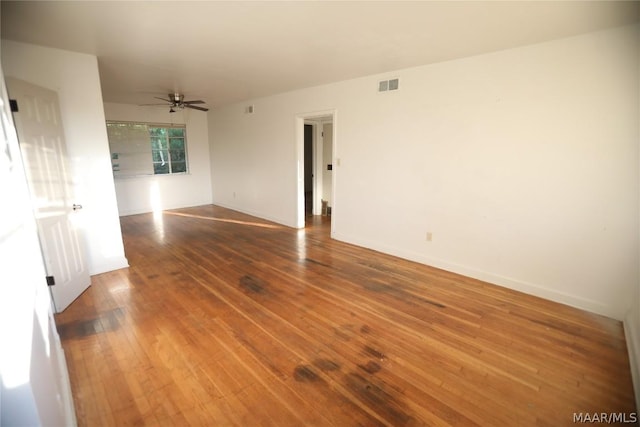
[107,122,153,176]
[153,162,170,174]
[171,161,187,173]
[169,128,185,138]
[151,137,166,150]
[169,149,185,162]
[152,150,168,163]
[149,127,167,137]
[107,122,187,177]
[169,138,184,151]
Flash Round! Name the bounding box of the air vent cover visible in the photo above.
[378,78,399,92]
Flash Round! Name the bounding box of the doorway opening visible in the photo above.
[304,124,313,217]
[295,110,335,232]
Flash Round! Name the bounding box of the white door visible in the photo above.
[7,77,90,313]
[1,72,76,425]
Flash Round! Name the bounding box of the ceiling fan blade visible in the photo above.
[183,100,205,104]
[140,103,171,106]
[185,104,209,112]
[154,96,173,103]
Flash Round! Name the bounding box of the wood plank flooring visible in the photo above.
[55,205,637,426]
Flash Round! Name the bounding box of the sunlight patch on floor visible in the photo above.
[164,211,282,229]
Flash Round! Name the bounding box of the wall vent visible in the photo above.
[378,78,399,92]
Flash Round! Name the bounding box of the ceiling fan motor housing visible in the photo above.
[142,93,208,112]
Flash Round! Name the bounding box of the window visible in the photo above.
[106,122,188,177]
[150,126,187,174]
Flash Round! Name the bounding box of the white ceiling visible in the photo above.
[2,1,638,109]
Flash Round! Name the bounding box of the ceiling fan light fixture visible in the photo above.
[142,93,208,112]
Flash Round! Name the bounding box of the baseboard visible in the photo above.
[212,201,297,229]
[88,256,129,275]
[331,231,617,320]
[57,346,77,427]
[118,207,151,216]
[118,200,214,217]
[624,311,640,411]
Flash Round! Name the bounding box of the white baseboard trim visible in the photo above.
[331,231,617,320]
[624,311,640,412]
[89,256,129,276]
[121,201,297,229]
[117,200,214,217]
[57,346,77,427]
[212,201,297,229]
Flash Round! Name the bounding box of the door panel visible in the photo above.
[1,70,76,427]
[8,77,90,312]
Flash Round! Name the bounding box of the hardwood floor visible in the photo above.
[55,205,637,426]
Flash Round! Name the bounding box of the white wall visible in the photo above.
[1,40,128,275]
[624,53,640,412]
[626,285,640,412]
[103,103,212,216]
[209,24,639,321]
[210,102,298,224]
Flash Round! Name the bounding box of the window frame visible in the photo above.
[106,121,189,178]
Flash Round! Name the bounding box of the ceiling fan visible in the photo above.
[142,93,209,113]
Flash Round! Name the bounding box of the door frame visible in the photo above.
[295,109,336,231]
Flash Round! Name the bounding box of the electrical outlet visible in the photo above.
[426,232,433,242]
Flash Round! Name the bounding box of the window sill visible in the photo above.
[113,172,191,180]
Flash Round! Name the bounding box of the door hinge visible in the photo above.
[46,276,55,286]
[9,99,18,112]
[321,131,324,137]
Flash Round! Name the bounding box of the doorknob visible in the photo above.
[73,204,83,211]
